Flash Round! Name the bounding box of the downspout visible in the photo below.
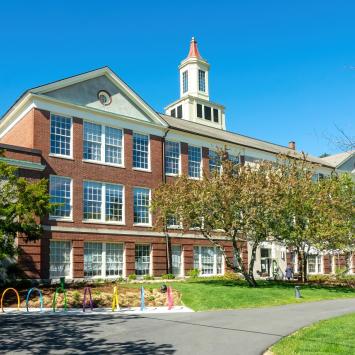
[162,128,172,274]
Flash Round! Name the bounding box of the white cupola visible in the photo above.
[179,37,210,100]
[165,37,226,130]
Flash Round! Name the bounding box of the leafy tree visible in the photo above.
[152,152,284,287]
[0,154,52,260]
[275,156,355,281]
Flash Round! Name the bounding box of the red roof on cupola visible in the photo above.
[187,37,201,59]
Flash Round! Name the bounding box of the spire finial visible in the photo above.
[187,36,201,59]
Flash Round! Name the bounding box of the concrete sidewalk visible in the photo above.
[1,298,355,354]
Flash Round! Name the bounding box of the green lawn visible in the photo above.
[122,279,355,311]
[270,313,355,354]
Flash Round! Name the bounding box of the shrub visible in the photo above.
[161,273,175,279]
[223,270,242,281]
[308,274,333,283]
[128,274,137,281]
[72,290,81,304]
[187,269,200,278]
[143,275,154,281]
[147,295,155,301]
[116,277,126,283]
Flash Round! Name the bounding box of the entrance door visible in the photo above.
[260,248,271,276]
[172,245,182,276]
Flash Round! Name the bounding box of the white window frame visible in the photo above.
[83,180,125,225]
[188,145,202,180]
[83,121,124,168]
[165,140,181,176]
[49,113,73,160]
[198,70,206,92]
[208,150,222,175]
[193,246,224,276]
[135,243,152,276]
[132,132,151,172]
[133,187,152,226]
[49,240,73,279]
[83,242,125,279]
[307,254,323,274]
[49,175,73,221]
[172,245,184,277]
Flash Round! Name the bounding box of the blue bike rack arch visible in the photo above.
[26,287,44,312]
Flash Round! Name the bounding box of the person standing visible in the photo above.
[285,265,293,280]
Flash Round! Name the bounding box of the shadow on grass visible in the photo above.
[1,314,176,354]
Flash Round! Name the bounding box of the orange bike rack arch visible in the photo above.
[1,288,20,312]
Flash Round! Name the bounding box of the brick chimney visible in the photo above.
[288,141,296,150]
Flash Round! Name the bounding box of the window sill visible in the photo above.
[83,220,126,226]
[132,167,152,173]
[165,173,180,177]
[49,217,74,223]
[188,176,202,180]
[133,223,152,228]
[49,153,74,160]
[82,159,125,169]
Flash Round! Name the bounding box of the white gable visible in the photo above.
[30,67,167,127]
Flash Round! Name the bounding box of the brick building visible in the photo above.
[0,38,352,281]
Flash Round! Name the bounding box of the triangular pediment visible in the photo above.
[30,67,167,126]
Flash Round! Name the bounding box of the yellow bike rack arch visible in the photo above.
[1,288,20,312]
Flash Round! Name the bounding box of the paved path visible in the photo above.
[1,299,355,354]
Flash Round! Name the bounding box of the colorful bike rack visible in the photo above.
[1,288,20,312]
[26,287,44,312]
[82,287,93,312]
[167,286,174,310]
[112,286,119,311]
[140,286,145,311]
[52,278,67,312]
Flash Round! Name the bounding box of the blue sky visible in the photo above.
[0,1,354,156]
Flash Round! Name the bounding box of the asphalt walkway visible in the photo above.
[1,298,355,354]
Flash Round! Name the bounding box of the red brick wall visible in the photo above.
[0,109,35,148]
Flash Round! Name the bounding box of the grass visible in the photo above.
[120,279,355,311]
[270,313,355,354]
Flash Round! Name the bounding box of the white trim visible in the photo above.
[42,225,229,240]
[132,131,151,172]
[187,144,203,179]
[164,140,181,176]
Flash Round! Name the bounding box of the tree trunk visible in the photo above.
[303,254,308,282]
[247,243,258,287]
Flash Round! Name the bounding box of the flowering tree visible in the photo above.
[152,153,284,287]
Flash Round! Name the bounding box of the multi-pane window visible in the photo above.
[106,243,124,277]
[84,242,124,278]
[105,127,123,165]
[133,187,151,225]
[209,150,222,174]
[198,70,206,92]
[49,241,71,278]
[188,146,202,178]
[83,122,123,165]
[177,105,183,118]
[50,114,72,157]
[133,133,149,170]
[84,242,103,277]
[49,176,72,219]
[165,141,180,175]
[193,246,224,275]
[83,181,102,220]
[172,245,182,276]
[105,184,124,222]
[83,181,123,223]
[171,108,176,117]
[83,122,102,161]
[308,255,322,274]
[135,244,151,276]
[182,71,188,93]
